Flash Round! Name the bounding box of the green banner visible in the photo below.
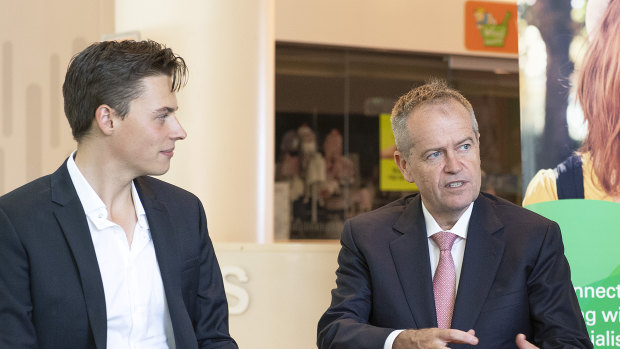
[526,200,620,346]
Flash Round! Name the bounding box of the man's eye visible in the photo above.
[460,144,471,150]
[427,151,440,159]
[158,114,169,119]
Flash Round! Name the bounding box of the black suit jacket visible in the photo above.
[0,161,237,349]
[317,193,591,349]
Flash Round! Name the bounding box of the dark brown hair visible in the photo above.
[62,40,188,141]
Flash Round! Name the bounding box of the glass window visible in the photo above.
[274,43,520,240]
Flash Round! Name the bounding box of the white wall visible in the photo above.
[114,0,275,243]
[215,242,340,349]
[276,0,517,57]
[0,0,276,243]
[0,0,114,195]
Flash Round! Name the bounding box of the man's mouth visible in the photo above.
[446,181,464,188]
[161,148,175,157]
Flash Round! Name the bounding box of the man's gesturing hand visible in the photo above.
[393,328,479,349]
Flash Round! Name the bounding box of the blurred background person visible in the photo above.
[523,0,620,206]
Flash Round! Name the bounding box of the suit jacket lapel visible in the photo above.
[451,194,505,331]
[51,162,107,349]
[390,195,437,329]
[135,178,197,349]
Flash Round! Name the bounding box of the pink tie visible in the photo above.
[432,231,458,329]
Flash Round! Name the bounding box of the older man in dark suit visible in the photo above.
[317,80,591,349]
[0,40,237,349]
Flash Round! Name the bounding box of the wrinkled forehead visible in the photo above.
[407,101,475,145]
[409,99,471,126]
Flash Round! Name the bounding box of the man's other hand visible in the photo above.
[515,333,539,349]
[393,328,478,349]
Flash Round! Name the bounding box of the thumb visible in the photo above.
[516,333,538,349]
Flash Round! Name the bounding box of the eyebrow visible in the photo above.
[420,136,475,155]
[153,106,178,114]
[456,136,475,145]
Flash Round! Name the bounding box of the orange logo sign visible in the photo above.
[465,1,518,54]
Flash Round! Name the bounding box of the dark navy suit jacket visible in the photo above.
[317,193,592,349]
[0,160,237,349]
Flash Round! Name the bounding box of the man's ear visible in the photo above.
[394,150,415,183]
[94,105,115,135]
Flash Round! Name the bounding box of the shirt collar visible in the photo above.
[421,200,474,239]
[66,151,148,230]
[131,182,148,230]
[67,151,107,220]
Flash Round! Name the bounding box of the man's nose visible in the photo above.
[170,116,187,140]
[444,152,462,173]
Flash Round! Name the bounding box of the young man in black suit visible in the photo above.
[0,40,237,349]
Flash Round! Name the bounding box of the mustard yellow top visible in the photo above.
[523,153,613,206]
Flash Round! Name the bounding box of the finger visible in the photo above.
[515,333,538,349]
[443,329,479,345]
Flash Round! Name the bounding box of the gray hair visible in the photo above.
[390,79,478,158]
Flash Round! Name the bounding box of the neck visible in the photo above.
[74,143,135,208]
[437,219,457,231]
[74,143,139,246]
[423,202,469,231]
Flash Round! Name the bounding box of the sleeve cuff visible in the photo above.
[384,329,404,349]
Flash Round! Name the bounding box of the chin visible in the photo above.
[146,166,170,177]
[448,196,476,210]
